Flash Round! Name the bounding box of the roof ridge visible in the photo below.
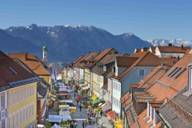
[117,52,150,80]
[138,66,162,88]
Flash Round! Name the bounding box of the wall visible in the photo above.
[0,91,8,128]
[112,78,121,115]
[7,82,37,128]
[92,72,104,98]
[84,68,91,87]
[74,67,80,85]
[121,66,154,95]
[79,68,84,84]
[112,66,154,116]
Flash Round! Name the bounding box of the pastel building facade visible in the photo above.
[0,51,39,128]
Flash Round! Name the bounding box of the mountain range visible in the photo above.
[0,24,150,62]
[149,39,192,47]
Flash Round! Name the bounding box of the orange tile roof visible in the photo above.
[137,65,171,89]
[0,51,37,88]
[130,109,162,128]
[94,48,114,62]
[73,55,85,65]
[158,45,190,53]
[85,52,98,61]
[9,53,50,76]
[118,52,161,80]
[116,56,138,67]
[146,53,192,102]
[122,54,191,128]
[73,52,98,67]
[78,48,116,69]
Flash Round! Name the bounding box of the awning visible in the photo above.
[106,111,117,121]
[59,110,71,116]
[81,86,90,91]
[48,115,72,123]
[71,111,88,121]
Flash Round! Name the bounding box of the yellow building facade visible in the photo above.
[92,72,104,98]
[7,82,37,128]
[84,68,91,87]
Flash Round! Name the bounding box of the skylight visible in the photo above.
[167,67,185,79]
[9,67,17,75]
[170,67,182,78]
[174,68,186,79]
[167,67,178,77]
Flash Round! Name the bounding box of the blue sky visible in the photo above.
[0,0,192,40]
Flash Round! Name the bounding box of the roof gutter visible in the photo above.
[0,77,40,92]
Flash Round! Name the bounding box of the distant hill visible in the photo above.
[1,24,150,62]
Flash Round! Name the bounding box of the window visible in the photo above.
[113,97,120,107]
[113,67,116,73]
[1,94,5,109]
[174,68,186,79]
[103,66,107,72]
[1,119,5,128]
[170,67,182,78]
[139,69,145,77]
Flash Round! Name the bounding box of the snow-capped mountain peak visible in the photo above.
[149,39,192,47]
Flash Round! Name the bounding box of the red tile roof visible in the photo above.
[74,48,116,69]
[146,53,192,102]
[99,54,117,65]
[117,52,161,80]
[9,53,50,76]
[94,48,114,62]
[137,65,171,89]
[0,51,37,88]
[73,52,98,68]
[116,56,138,67]
[157,45,190,53]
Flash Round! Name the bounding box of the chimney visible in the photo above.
[181,44,184,49]
[168,43,172,47]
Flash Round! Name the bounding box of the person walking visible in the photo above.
[82,121,85,128]
[100,110,103,117]
[80,104,82,111]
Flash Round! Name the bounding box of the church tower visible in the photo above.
[42,46,48,64]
